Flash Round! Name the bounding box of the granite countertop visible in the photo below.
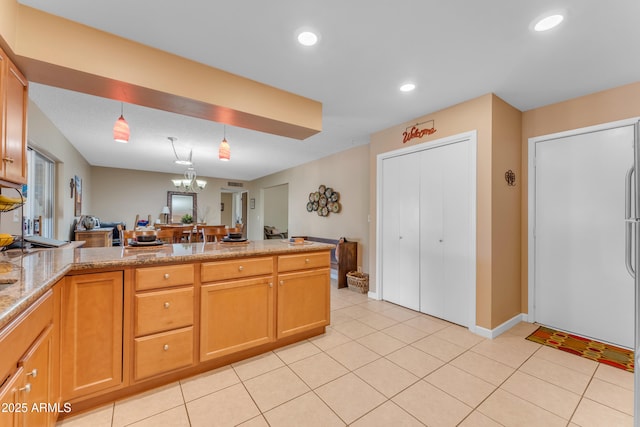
[0,239,334,330]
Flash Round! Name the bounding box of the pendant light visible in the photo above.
[219,125,230,161]
[113,103,130,143]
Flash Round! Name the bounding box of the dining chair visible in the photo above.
[156,228,176,244]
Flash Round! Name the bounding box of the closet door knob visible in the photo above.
[26,369,38,378]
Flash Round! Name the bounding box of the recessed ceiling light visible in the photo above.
[297,31,318,46]
[534,14,564,32]
[400,83,416,92]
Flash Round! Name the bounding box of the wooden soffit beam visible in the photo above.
[0,2,321,140]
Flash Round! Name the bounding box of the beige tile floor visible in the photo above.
[57,285,635,427]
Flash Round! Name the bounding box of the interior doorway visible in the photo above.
[263,184,289,238]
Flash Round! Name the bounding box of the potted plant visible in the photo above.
[181,213,193,224]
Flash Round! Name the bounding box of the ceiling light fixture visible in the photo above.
[534,14,564,32]
[168,137,206,192]
[219,125,230,161]
[169,136,193,166]
[297,31,318,46]
[113,103,130,143]
[400,83,416,92]
[172,166,207,192]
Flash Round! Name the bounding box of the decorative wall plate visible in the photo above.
[306,184,342,217]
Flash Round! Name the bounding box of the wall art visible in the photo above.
[306,184,341,217]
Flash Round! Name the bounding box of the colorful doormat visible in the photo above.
[526,326,634,372]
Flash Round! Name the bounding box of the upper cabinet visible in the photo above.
[0,46,28,186]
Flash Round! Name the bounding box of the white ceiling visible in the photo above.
[20,0,640,182]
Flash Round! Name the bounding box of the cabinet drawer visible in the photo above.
[135,288,194,336]
[136,264,194,291]
[201,257,273,282]
[278,252,330,273]
[134,327,193,381]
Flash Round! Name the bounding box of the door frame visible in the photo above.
[527,117,640,321]
[376,130,477,331]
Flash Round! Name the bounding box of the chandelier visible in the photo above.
[169,137,207,192]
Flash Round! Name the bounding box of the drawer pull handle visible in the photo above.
[19,383,31,393]
[26,369,38,378]
[3,157,14,163]
[269,282,273,288]
[238,265,244,271]
[163,344,169,351]
[164,273,170,279]
[279,280,284,286]
[164,302,170,309]
[305,258,310,263]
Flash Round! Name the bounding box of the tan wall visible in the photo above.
[248,144,370,270]
[370,94,493,327]
[370,94,523,329]
[91,167,237,229]
[520,81,640,312]
[490,96,523,325]
[18,100,92,241]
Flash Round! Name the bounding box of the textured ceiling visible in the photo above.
[20,0,640,181]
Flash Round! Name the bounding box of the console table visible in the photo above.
[74,228,113,247]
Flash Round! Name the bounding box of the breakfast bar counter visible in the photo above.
[0,239,334,329]
[0,239,334,423]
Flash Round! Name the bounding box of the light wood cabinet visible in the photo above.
[135,263,194,291]
[201,277,274,361]
[60,271,123,400]
[135,287,194,336]
[74,229,113,248]
[133,264,195,381]
[201,257,273,282]
[134,327,193,381]
[0,367,22,427]
[20,325,54,427]
[0,46,28,185]
[0,290,57,427]
[277,252,331,339]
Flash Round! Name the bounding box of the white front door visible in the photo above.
[533,124,634,348]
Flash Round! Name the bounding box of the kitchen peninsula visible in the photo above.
[0,240,333,424]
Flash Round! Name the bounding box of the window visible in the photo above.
[25,148,54,237]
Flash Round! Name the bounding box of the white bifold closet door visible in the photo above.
[534,124,634,348]
[381,152,421,311]
[419,141,472,326]
[381,139,473,326]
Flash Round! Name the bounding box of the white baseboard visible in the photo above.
[367,290,380,300]
[472,313,526,339]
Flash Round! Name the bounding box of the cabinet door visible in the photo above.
[0,369,22,427]
[20,325,53,427]
[201,277,274,361]
[61,272,123,400]
[277,268,330,339]
[3,57,27,184]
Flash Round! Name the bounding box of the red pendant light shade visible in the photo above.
[113,114,130,143]
[218,138,230,161]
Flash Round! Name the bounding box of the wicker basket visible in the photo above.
[346,271,369,294]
